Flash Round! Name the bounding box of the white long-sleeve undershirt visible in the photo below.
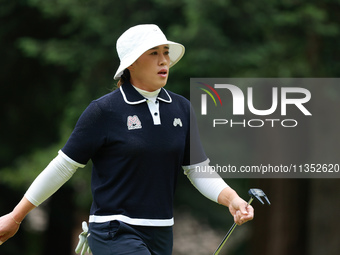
[24,150,84,207]
[25,152,228,207]
[183,159,229,203]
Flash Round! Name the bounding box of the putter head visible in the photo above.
[248,188,271,205]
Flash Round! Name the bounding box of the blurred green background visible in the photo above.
[1,0,339,254]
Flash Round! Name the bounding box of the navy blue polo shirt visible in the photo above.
[62,82,207,226]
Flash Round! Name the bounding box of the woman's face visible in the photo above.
[128,44,170,92]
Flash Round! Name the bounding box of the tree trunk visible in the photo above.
[250,85,311,255]
[307,84,340,255]
[251,83,340,254]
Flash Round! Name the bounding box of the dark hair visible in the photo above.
[117,69,131,88]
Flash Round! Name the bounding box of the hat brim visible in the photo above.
[114,41,185,80]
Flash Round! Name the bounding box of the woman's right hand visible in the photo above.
[0,213,21,245]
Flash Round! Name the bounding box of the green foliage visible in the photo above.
[1,0,340,197]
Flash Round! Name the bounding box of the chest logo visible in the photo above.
[173,118,183,127]
[127,115,142,130]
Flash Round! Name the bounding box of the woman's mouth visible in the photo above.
[158,69,168,78]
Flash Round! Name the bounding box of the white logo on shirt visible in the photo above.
[127,115,142,130]
[173,118,183,127]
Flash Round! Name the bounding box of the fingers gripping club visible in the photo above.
[213,188,270,255]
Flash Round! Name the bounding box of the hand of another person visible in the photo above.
[75,221,92,255]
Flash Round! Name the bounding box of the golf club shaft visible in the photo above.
[213,197,254,255]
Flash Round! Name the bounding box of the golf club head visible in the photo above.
[248,188,271,205]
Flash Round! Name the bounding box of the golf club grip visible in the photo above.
[213,197,254,255]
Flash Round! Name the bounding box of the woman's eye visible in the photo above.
[150,50,169,55]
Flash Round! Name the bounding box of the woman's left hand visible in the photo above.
[228,196,254,225]
[218,187,254,225]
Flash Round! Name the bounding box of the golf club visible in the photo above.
[213,188,270,255]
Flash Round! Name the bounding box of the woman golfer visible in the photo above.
[0,24,253,254]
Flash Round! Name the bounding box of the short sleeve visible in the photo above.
[62,101,107,165]
[182,104,207,166]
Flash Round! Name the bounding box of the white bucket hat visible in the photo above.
[114,24,185,80]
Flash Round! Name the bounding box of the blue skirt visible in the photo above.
[88,221,173,255]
